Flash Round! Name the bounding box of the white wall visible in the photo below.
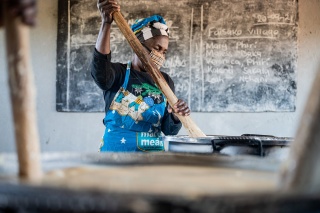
[1,0,319,152]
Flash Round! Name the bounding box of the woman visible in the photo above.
[91,0,190,152]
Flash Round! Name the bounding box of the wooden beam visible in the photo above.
[279,68,320,193]
[3,2,42,180]
[113,12,206,137]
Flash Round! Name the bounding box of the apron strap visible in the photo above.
[122,62,131,90]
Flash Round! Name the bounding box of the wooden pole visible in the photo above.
[279,68,320,193]
[113,12,206,137]
[3,2,42,180]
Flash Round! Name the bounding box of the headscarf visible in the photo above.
[130,15,170,43]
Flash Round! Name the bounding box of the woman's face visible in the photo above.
[143,35,169,58]
[133,35,169,71]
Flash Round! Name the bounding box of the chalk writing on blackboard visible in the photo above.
[56,0,298,112]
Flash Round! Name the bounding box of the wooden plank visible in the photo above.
[3,2,42,180]
[279,68,320,193]
[0,183,320,213]
[113,11,206,137]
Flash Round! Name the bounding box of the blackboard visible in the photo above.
[56,0,298,112]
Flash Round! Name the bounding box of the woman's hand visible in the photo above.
[97,0,120,24]
[168,99,191,121]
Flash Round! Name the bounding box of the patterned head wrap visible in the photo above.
[131,15,170,43]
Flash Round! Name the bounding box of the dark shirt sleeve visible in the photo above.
[161,112,182,135]
[90,48,117,91]
[161,73,182,135]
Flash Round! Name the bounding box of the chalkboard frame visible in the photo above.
[56,0,69,112]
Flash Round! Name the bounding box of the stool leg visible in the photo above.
[3,2,42,180]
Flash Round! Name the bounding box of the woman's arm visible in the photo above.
[95,0,120,54]
[91,0,120,90]
[95,22,112,54]
[161,110,183,135]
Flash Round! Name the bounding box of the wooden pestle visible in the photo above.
[113,12,206,137]
[3,2,42,180]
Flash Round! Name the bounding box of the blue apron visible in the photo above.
[100,62,166,152]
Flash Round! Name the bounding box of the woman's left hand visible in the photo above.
[168,99,190,119]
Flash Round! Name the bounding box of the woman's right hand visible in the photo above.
[97,0,120,24]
